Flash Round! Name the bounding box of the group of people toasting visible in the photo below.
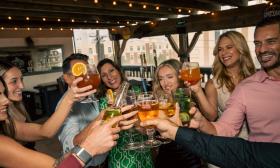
[0,13,279,168]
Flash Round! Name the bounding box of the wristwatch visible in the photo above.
[71,146,92,165]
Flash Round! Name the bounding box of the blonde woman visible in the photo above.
[152,59,202,168]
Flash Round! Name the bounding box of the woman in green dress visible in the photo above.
[97,58,154,168]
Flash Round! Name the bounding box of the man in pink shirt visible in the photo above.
[189,17,280,143]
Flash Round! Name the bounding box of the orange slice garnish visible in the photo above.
[106,89,115,104]
[71,62,87,76]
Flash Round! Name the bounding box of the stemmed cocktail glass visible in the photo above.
[137,92,162,148]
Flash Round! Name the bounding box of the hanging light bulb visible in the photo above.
[39,28,42,31]
[8,16,12,20]
[129,3,132,7]
[178,9,182,13]
[71,19,75,22]
[94,0,98,3]
[57,18,61,22]
[156,6,160,10]
[26,17,30,20]
[42,18,46,21]
[113,1,117,5]
[143,4,147,9]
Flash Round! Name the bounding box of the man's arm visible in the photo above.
[176,127,280,168]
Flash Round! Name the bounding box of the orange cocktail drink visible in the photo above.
[137,100,159,122]
[180,62,200,85]
[77,73,100,90]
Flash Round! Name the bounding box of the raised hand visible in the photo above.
[188,107,205,129]
[140,118,178,140]
[79,114,127,156]
[119,105,138,130]
[68,77,96,102]
[183,74,204,94]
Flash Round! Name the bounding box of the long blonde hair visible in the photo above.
[152,59,183,96]
[212,31,256,92]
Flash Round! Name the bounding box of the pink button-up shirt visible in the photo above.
[213,70,280,143]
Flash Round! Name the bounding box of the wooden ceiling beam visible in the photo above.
[131,3,267,38]
[123,0,221,11]
[200,0,248,7]
[5,0,189,16]
[0,20,115,29]
[0,1,170,19]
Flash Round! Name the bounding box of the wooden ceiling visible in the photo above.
[0,0,277,38]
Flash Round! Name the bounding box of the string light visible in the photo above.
[71,19,75,22]
[14,27,18,30]
[96,20,99,23]
[42,18,46,21]
[129,3,132,7]
[94,0,98,3]
[113,1,117,5]
[143,4,147,9]
[211,12,215,16]
[8,16,12,20]
[117,21,120,24]
[156,6,160,10]
[178,9,182,13]
[39,28,42,31]
[127,21,130,24]
[1,27,4,30]
[57,18,61,22]
[26,17,30,20]
[188,10,192,13]
[50,28,53,31]
[70,28,73,31]
[27,27,30,31]
[60,28,63,31]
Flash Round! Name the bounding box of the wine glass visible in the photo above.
[137,92,162,148]
[157,93,175,144]
[75,64,100,103]
[123,90,145,150]
[180,62,200,98]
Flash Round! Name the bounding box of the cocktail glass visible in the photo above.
[76,64,100,103]
[137,92,162,148]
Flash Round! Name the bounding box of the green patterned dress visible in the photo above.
[99,97,154,168]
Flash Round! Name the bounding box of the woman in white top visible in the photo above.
[186,31,256,136]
